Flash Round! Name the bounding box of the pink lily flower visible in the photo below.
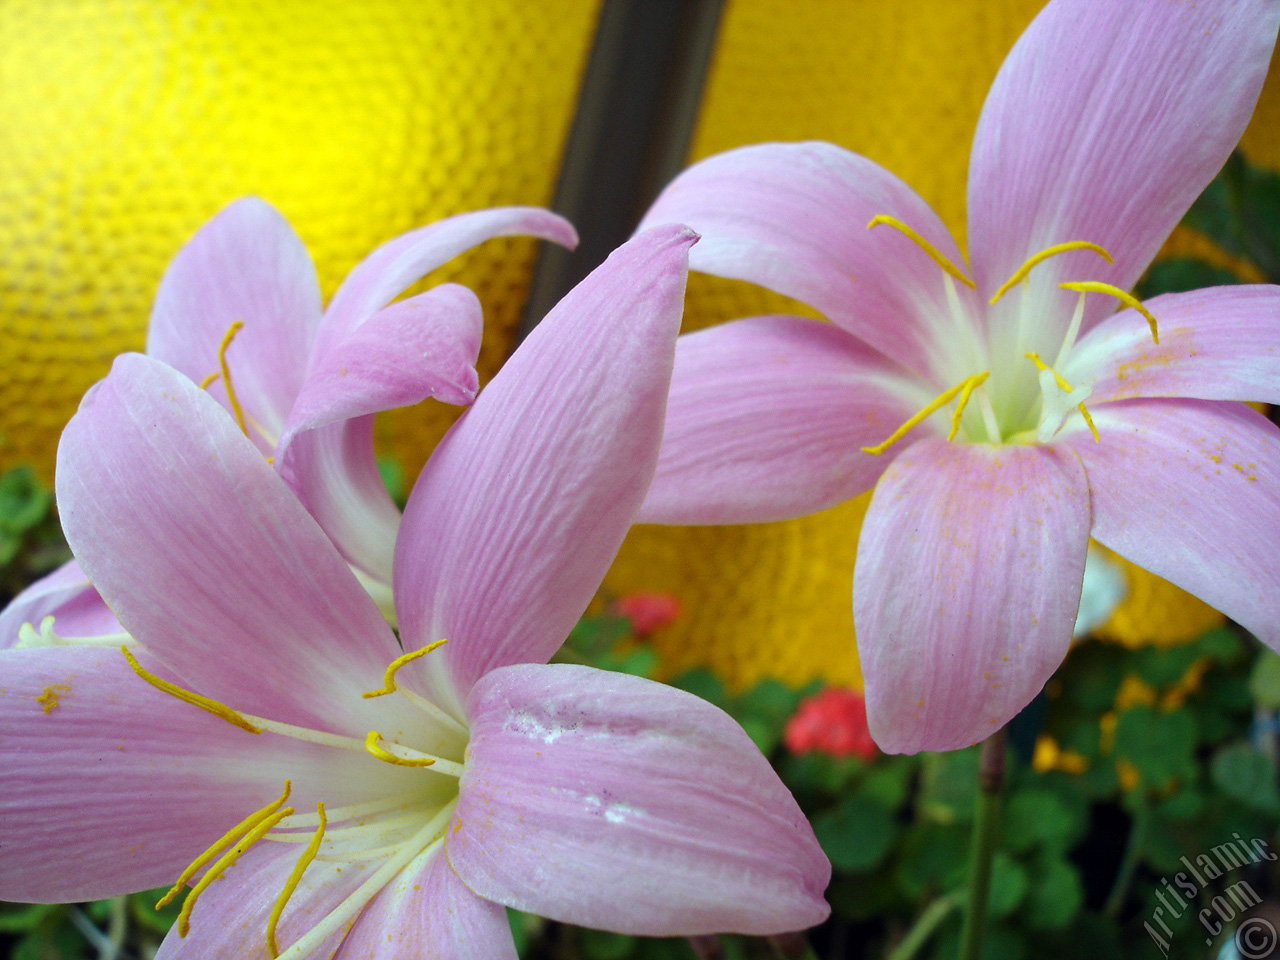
[1,198,577,646]
[634,0,1280,753]
[0,227,831,955]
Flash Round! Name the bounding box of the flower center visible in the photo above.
[121,641,464,958]
[866,218,1162,448]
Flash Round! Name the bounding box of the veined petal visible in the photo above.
[153,837,377,960]
[339,848,516,960]
[0,559,119,649]
[275,417,402,590]
[968,0,1279,331]
[279,283,483,446]
[0,648,390,903]
[1062,285,1280,405]
[854,439,1091,754]
[638,141,973,378]
[1059,398,1280,648]
[450,663,831,936]
[146,197,323,450]
[638,315,934,524]
[317,207,577,358]
[56,354,405,733]
[394,226,695,712]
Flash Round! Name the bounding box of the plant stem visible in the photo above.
[886,889,964,960]
[1103,801,1149,918]
[957,727,1008,960]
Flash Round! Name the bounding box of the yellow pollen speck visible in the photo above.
[867,214,974,288]
[989,240,1113,304]
[36,683,69,714]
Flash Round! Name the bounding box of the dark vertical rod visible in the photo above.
[519,0,725,338]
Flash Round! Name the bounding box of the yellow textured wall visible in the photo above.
[0,0,600,480]
[605,0,1272,690]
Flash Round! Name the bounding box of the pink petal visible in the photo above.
[638,141,973,378]
[153,838,377,960]
[854,439,1091,754]
[968,0,1279,331]
[0,560,119,649]
[0,647,382,902]
[1062,285,1280,405]
[317,207,577,357]
[394,226,696,711]
[275,417,402,589]
[638,314,935,524]
[1059,398,1280,648]
[146,197,323,451]
[449,663,831,936]
[55,354,404,733]
[280,283,483,444]
[339,849,515,960]
[273,283,484,584]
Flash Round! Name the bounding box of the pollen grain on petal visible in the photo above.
[867,214,974,288]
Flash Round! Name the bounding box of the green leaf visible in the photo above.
[1001,789,1085,854]
[1249,651,1280,710]
[734,678,800,724]
[812,794,898,873]
[669,668,726,709]
[986,852,1028,919]
[1133,644,1203,689]
[825,872,899,922]
[1112,706,1197,788]
[130,888,180,934]
[1135,258,1239,299]
[581,929,637,960]
[1210,742,1280,813]
[895,823,968,900]
[919,747,980,823]
[0,902,59,933]
[0,465,52,535]
[375,454,406,508]
[1194,626,1246,664]
[1022,856,1084,931]
[859,756,917,812]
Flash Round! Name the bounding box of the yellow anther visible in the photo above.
[216,320,250,435]
[867,214,975,289]
[267,801,326,958]
[121,646,260,734]
[365,730,437,768]
[1059,281,1159,344]
[197,371,220,390]
[361,639,448,699]
[1024,352,1074,393]
[1025,353,1100,443]
[178,805,293,937]
[157,781,292,910]
[1077,404,1100,443]
[949,374,988,442]
[989,241,1114,304]
[862,371,990,455]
